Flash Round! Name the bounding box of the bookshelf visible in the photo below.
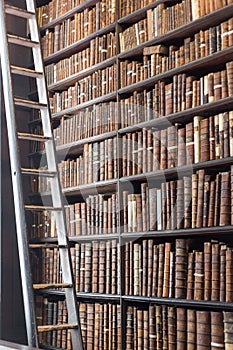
[30,0,233,348]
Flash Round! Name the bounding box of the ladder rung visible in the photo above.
[21,168,55,177]
[33,283,73,290]
[25,205,62,211]
[7,34,39,48]
[18,132,51,142]
[38,324,79,333]
[5,5,35,19]
[14,98,47,110]
[29,244,68,249]
[11,65,43,78]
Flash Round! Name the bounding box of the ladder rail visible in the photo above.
[0,1,38,347]
[25,2,84,348]
[0,1,84,348]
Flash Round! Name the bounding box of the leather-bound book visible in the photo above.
[211,242,220,301]
[208,179,216,227]
[175,239,187,298]
[126,306,134,350]
[223,311,233,349]
[187,252,195,300]
[142,240,148,297]
[204,242,212,300]
[220,171,231,226]
[176,179,184,230]
[156,306,163,350]
[226,248,233,302]
[157,243,165,298]
[149,305,156,348]
[184,176,192,229]
[187,309,196,350]
[163,242,172,297]
[211,312,224,349]
[192,174,198,228]
[186,121,194,164]
[196,311,211,349]
[203,175,211,227]
[196,169,205,228]
[168,307,176,349]
[220,243,227,302]
[167,125,178,168]
[194,251,204,300]
[143,309,149,349]
[152,244,159,296]
[176,308,187,350]
[200,118,209,162]
[178,127,186,167]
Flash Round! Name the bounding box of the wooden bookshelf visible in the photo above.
[29,0,233,349]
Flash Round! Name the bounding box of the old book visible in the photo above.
[204,242,212,300]
[157,243,165,298]
[175,239,187,299]
[214,173,221,227]
[142,240,148,297]
[194,251,204,300]
[152,244,159,296]
[187,252,195,300]
[196,311,211,349]
[176,179,184,229]
[194,116,202,163]
[211,242,220,301]
[143,44,169,56]
[149,305,156,349]
[203,175,211,227]
[187,309,196,350]
[163,242,172,298]
[186,122,194,164]
[176,308,186,350]
[211,312,224,350]
[223,311,233,349]
[226,249,233,302]
[220,243,227,302]
[220,171,231,226]
[196,169,205,228]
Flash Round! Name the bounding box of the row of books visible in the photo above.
[65,195,119,236]
[123,169,232,232]
[119,1,192,52]
[125,238,233,302]
[121,113,233,176]
[36,298,72,349]
[29,164,233,238]
[37,137,118,191]
[53,103,118,146]
[37,0,83,26]
[45,32,116,85]
[121,18,233,88]
[37,297,121,350]
[32,240,120,294]
[41,1,116,57]
[120,0,154,17]
[50,65,117,113]
[120,62,233,127]
[120,0,233,53]
[126,304,233,350]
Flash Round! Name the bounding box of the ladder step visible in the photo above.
[5,4,35,19]
[25,205,62,211]
[18,132,51,142]
[21,168,55,177]
[11,65,43,78]
[38,324,79,333]
[14,98,47,110]
[33,283,73,290]
[29,244,68,249]
[7,34,39,48]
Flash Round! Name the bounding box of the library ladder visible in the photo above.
[0,0,84,348]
